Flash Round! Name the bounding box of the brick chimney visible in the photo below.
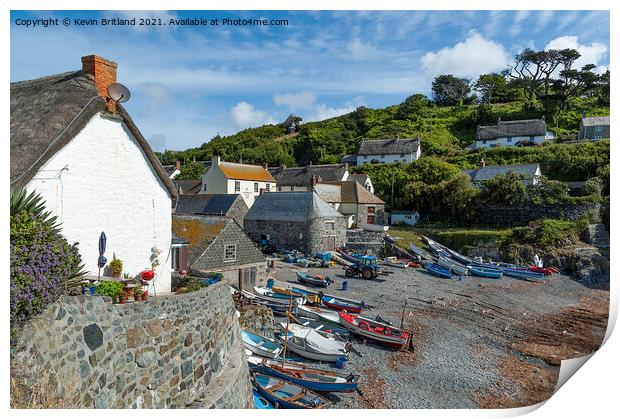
[81,55,118,112]
[175,160,181,170]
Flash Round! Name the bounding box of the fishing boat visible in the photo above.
[254,360,359,393]
[384,256,410,268]
[423,262,453,279]
[242,290,300,313]
[253,389,274,409]
[468,266,503,279]
[296,272,332,288]
[362,224,389,232]
[338,313,410,348]
[280,326,349,362]
[241,330,283,359]
[501,267,546,281]
[254,374,331,409]
[280,322,341,341]
[253,287,305,305]
[437,255,469,275]
[297,305,341,325]
[272,285,321,304]
[528,266,557,276]
[337,249,360,264]
[320,295,364,313]
[408,243,434,261]
[294,317,350,340]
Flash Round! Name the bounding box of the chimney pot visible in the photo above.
[81,55,118,112]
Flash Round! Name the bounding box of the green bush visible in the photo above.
[95,281,124,299]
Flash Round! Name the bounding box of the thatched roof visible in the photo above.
[10,70,177,197]
[357,138,419,155]
[477,119,546,141]
[268,164,348,187]
[582,116,610,127]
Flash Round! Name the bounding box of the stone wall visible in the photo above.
[307,217,347,254]
[473,202,601,226]
[10,282,252,409]
[346,229,385,255]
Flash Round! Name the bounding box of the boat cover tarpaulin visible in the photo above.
[293,328,345,354]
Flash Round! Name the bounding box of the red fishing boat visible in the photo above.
[338,313,410,348]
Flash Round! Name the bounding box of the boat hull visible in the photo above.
[257,363,358,393]
[468,266,502,279]
[241,330,282,359]
[321,296,364,314]
[423,262,453,279]
[254,374,331,409]
[297,272,331,288]
[437,256,469,275]
[338,313,409,348]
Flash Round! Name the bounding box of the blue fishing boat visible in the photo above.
[501,268,545,281]
[423,262,453,279]
[255,360,359,393]
[468,266,503,279]
[254,374,331,409]
[253,389,274,409]
[241,330,283,359]
[321,295,364,313]
[296,272,332,288]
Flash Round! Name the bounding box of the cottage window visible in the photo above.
[594,135,602,140]
[234,180,240,193]
[266,184,271,192]
[224,244,237,261]
[400,153,405,158]
[367,206,375,214]
[254,182,259,192]
[381,153,385,158]
[203,184,207,191]
[364,155,368,160]
[325,221,335,230]
[530,136,535,141]
[507,137,512,143]
[595,125,603,132]
[367,215,375,224]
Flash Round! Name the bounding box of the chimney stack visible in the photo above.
[81,55,118,112]
[480,158,486,168]
[212,156,221,167]
[262,162,268,169]
[175,160,181,170]
[311,174,317,186]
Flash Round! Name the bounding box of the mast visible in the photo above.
[282,296,293,366]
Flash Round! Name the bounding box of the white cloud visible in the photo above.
[509,10,530,37]
[347,38,380,60]
[230,102,276,129]
[308,96,365,122]
[420,32,511,79]
[273,91,317,110]
[545,36,608,70]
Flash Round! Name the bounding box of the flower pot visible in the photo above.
[134,294,142,302]
[119,297,127,304]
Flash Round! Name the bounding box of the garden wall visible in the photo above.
[10,282,252,409]
[473,202,600,226]
[346,229,385,255]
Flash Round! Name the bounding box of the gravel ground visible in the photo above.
[264,260,609,409]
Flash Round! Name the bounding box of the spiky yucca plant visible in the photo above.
[10,188,60,232]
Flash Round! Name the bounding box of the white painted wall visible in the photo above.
[202,165,274,207]
[356,149,420,165]
[25,113,173,294]
[474,135,548,149]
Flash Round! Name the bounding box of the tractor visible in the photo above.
[344,255,379,280]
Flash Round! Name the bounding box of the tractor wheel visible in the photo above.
[362,268,374,280]
[345,268,355,278]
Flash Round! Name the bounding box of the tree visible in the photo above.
[482,172,527,206]
[526,177,569,205]
[474,73,517,104]
[176,161,206,180]
[395,94,430,119]
[280,114,303,132]
[431,75,471,106]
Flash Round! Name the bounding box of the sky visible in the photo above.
[10,10,610,152]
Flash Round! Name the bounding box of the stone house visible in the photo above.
[172,215,266,290]
[462,163,542,187]
[201,156,276,207]
[348,173,374,194]
[174,193,248,228]
[356,136,421,165]
[314,180,386,228]
[244,191,347,254]
[269,163,349,191]
[475,118,554,149]
[10,54,177,294]
[578,115,610,141]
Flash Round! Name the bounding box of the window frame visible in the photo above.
[234,180,240,193]
[254,182,259,192]
[224,244,237,262]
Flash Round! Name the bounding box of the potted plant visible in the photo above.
[95,281,124,304]
[109,258,123,278]
[142,290,149,301]
[134,287,144,301]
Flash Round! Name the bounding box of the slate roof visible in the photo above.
[172,215,229,265]
[357,138,420,155]
[314,180,384,205]
[10,70,177,197]
[163,165,178,176]
[245,191,343,222]
[269,164,348,187]
[348,174,370,185]
[340,154,357,164]
[174,179,202,195]
[582,116,610,127]
[463,164,541,182]
[477,119,546,141]
[218,161,275,182]
[175,194,244,216]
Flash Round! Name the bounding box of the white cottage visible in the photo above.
[10,55,177,294]
[475,118,555,149]
[201,157,276,207]
[356,136,421,165]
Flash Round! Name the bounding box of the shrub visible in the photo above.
[481,172,527,206]
[10,210,83,340]
[582,177,603,197]
[95,281,124,300]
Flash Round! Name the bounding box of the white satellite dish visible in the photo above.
[107,83,131,103]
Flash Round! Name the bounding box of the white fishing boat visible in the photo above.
[437,255,469,276]
[362,224,389,232]
[241,330,283,359]
[297,305,341,325]
[384,256,409,268]
[280,326,349,362]
[253,286,305,305]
